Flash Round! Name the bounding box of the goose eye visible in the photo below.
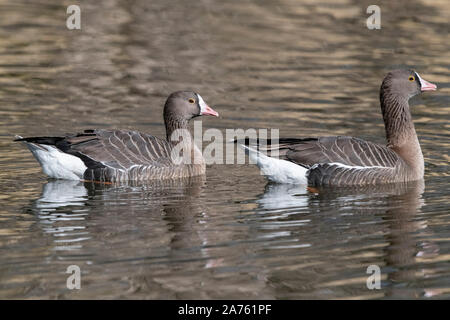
[408,76,415,82]
[188,98,196,104]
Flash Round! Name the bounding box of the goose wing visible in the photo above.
[17,129,174,171]
[262,136,400,168]
[253,136,402,186]
[61,129,174,170]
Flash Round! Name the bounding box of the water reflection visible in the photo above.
[380,180,440,299]
[254,180,439,299]
[32,180,90,251]
[35,180,88,210]
[13,174,448,298]
[30,177,230,263]
[257,184,309,211]
[313,181,430,298]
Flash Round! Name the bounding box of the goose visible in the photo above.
[15,91,219,182]
[239,69,437,186]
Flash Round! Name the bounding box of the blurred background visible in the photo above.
[0,0,449,299]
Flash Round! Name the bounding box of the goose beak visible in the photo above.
[197,94,219,117]
[201,105,219,117]
[416,73,437,92]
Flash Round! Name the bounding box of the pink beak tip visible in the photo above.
[419,77,437,92]
[202,105,219,117]
[421,83,437,91]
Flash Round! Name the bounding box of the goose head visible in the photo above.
[381,69,437,100]
[164,91,219,122]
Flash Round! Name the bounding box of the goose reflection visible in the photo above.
[32,180,91,251]
[35,180,88,210]
[256,179,437,299]
[381,180,439,298]
[28,176,239,297]
[31,177,215,258]
[310,180,436,298]
[257,184,309,211]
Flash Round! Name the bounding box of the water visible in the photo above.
[0,0,449,299]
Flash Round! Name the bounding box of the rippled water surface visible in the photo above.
[0,0,449,299]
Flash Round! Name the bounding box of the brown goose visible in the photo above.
[15,91,219,182]
[240,70,437,186]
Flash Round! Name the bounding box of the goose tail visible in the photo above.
[239,144,308,185]
[13,135,87,180]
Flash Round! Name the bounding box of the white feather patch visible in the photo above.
[311,162,391,170]
[197,94,208,113]
[241,145,308,185]
[23,142,87,180]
